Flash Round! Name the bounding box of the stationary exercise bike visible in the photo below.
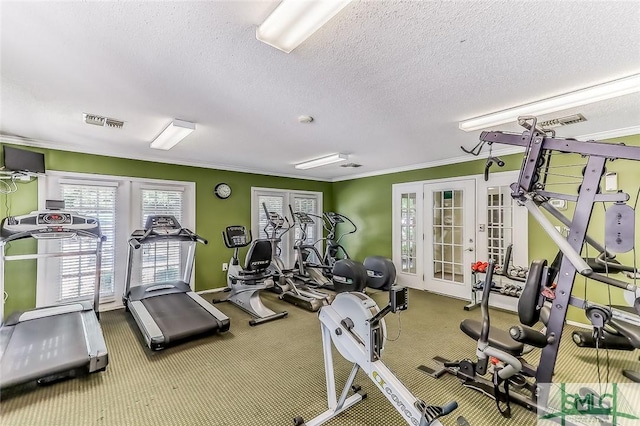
[294,285,459,426]
[214,225,288,326]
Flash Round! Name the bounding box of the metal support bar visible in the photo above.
[535,155,606,405]
[479,131,640,161]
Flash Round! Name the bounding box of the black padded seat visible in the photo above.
[460,319,525,357]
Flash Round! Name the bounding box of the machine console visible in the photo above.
[144,215,181,235]
[294,211,315,225]
[223,226,250,248]
[325,212,344,224]
[1,210,100,240]
[390,286,408,313]
[267,212,285,228]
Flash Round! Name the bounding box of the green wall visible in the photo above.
[333,134,640,324]
[2,134,639,326]
[0,143,332,316]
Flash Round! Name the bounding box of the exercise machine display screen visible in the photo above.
[38,213,72,225]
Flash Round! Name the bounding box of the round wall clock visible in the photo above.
[214,183,232,199]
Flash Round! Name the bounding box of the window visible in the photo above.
[38,172,195,310]
[400,192,417,274]
[59,183,117,300]
[486,186,513,265]
[251,188,322,268]
[140,189,183,284]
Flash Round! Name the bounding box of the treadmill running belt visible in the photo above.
[1,313,89,388]
[141,293,221,344]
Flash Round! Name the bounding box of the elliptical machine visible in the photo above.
[322,212,356,267]
[262,204,334,312]
[294,283,459,426]
[214,225,288,326]
[288,205,336,291]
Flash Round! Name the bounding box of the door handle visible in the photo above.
[465,247,474,252]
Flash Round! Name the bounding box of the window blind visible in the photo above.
[59,184,116,301]
[293,197,317,245]
[258,195,284,240]
[140,189,183,284]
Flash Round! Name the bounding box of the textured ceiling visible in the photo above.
[1,1,639,181]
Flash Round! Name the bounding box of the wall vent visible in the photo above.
[340,163,362,168]
[83,113,124,129]
[540,113,587,129]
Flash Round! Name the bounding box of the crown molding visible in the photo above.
[330,146,525,182]
[0,135,332,182]
[575,125,640,141]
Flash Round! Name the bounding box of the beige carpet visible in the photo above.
[1,289,638,425]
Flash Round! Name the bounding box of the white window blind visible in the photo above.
[258,195,284,240]
[140,189,183,284]
[293,196,317,245]
[59,184,116,301]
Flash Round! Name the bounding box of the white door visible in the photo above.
[423,179,476,299]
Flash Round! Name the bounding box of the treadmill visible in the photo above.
[0,207,109,390]
[123,215,230,350]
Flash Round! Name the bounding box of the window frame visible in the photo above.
[250,187,323,269]
[37,171,195,311]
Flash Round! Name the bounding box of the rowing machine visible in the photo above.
[294,287,458,426]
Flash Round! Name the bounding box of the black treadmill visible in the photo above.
[123,215,229,350]
[0,208,109,389]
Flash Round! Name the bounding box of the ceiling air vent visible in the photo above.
[539,113,587,129]
[105,118,124,129]
[340,163,362,168]
[83,113,124,129]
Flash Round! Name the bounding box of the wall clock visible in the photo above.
[214,183,232,199]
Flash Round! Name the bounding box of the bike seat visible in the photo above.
[460,319,524,357]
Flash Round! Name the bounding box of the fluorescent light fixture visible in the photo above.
[295,153,348,169]
[459,74,640,132]
[256,0,352,53]
[150,119,196,150]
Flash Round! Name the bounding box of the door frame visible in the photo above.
[423,178,476,299]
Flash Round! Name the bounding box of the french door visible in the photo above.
[423,179,476,299]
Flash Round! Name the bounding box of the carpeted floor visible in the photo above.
[1,289,638,426]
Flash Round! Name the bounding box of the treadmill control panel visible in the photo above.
[144,215,182,236]
[39,212,72,225]
[1,210,102,240]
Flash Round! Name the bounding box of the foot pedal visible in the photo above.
[456,416,471,426]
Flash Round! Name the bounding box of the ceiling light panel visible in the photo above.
[150,119,196,150]
[459,74,640,132]
[295,153,348,169]
[257,0,352,53]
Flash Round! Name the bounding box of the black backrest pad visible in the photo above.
[518,259,547,326]
[245,239,272,271]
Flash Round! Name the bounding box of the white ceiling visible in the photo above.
[1,1,639,181]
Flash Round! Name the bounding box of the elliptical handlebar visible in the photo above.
[324,212,357,244]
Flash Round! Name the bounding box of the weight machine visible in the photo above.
[426,116,640,417]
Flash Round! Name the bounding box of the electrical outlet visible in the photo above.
[222,262,228,271]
